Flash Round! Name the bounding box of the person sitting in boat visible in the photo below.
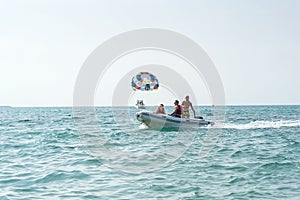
[169,100,182,118]
[182,95,196,118]
[156,104,166,114]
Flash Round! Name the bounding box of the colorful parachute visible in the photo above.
[131,72,159,91]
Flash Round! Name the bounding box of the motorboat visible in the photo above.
[135,100,145,109]
[136,110,213,129]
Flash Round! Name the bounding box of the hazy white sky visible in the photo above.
[0,0,299,106]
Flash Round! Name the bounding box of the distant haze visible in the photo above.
[0,0,299,106]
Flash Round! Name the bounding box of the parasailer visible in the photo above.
[131,72,159,91]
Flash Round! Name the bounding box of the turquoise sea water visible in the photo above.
[0,106,299,199]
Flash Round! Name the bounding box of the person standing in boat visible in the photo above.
[156,104,166,114]
[182,95,196,118]
[169,100,182,118]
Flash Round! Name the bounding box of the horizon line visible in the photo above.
[1,103,300,108]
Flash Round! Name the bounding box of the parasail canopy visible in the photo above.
[131,72,159,91]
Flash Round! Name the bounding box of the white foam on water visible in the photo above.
[212,120,300,130]
[138,123,149,129]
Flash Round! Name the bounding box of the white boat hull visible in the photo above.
[136,111,213,129]
[136,105,145,109]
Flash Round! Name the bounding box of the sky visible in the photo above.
[0,0,299,106]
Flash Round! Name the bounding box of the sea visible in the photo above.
[0,105,299,199]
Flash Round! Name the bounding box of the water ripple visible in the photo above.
[0,106,299,199]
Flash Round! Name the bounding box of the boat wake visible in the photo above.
[213,120,300,130]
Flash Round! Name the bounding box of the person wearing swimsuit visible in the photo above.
[156,104,166,114]
[182,95,196,118]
